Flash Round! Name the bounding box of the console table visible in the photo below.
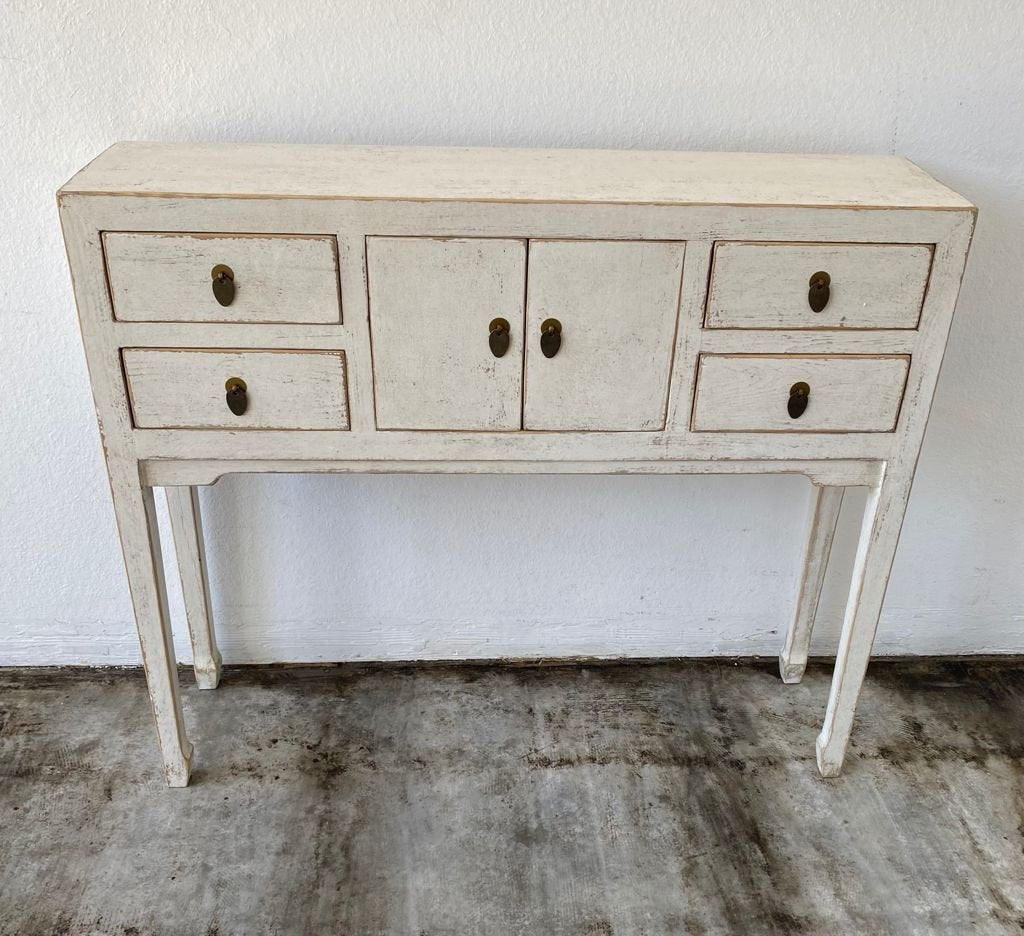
[59,143,975,786]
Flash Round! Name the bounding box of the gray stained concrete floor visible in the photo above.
[1,661,1023,936]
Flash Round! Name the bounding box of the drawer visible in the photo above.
[104,233,342,324]
[705,242,932,329]
[123,349,349,429]
[691,354,909,432]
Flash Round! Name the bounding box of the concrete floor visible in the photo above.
[1,661,1023,936]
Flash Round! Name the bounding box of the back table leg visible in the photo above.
[109,468,193,787]
[779,484,845,684]
[166,486,222,690]
[816,466,911,777]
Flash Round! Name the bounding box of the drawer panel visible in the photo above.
[123,349,348,429]
[692,354,909,432]
[104,233,342,324]
[705,242,932,329]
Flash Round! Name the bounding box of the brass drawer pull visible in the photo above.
[788,381,810,419]
[211,264,235,306]
[808,271,830,313]
[488,318,511,358]
[225,377,248,416]
[540,318,562,358]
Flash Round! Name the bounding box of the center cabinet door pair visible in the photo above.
[367,238,686,431]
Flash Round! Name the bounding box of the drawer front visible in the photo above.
[367,237,526,430]
[706,242,932,329]
[123,349,349,429]
[104,233,342,324]
[692,354,909,432]
[523,240,685,431]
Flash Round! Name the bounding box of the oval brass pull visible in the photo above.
[540,318,562,358]
[808,271,830,313]
[225,377,248,416]
[212,264,235,307]
[788,381,810,419]
[488,318,511,358]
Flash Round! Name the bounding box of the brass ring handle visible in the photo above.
[225,377,248,416]
[212,264,235,307]
[540,318,562,358]
[808,271,830,313]
[788,381,810,419]
[488,318,511,358]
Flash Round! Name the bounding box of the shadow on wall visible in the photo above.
[181,472,841,664]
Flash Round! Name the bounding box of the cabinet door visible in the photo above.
[367,237,526,430]
[523,240,685,431]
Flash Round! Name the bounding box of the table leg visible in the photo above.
[779,484,844,684]
[816,466,910,778]
[166,485,222,690]
[109,467,193,787]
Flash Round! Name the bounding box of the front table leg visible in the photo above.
[109,467,193,786]
[779,484,845,684]
[166,486,222,690]
[816,466,910,778]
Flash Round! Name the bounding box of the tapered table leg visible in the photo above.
[779,484,844,684]
[109,467,193,786]
[166,485,222,690]
[816,467,910,777]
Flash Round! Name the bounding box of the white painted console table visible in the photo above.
[59,143,975,786]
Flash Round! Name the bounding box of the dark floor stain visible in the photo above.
[1,660,1023,936]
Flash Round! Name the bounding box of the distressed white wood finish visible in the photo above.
[58,143,975,785]
[123,349,349,430]
[818,468,911,776]
[780,485,845,684]
[110,474,193,787]
[166,486,221,690]
[691,355,910,432]
[62,142,973,210]
[706,242,932,329]
[60,199,196,787]
[523,240,685,431]
[817,208,975,778]
[104,233,341,324]
[141,458,883,488]
[367,237,526,430]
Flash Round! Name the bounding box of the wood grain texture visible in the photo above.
[367,237,526,430]
[123,349,349,430]
[691,354,910,433]
[706,242,932,329]
[104,232,341,324]
[523,240,685,431]
[61,143,974,210]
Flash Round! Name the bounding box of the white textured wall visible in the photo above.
[2,1,1022,665]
